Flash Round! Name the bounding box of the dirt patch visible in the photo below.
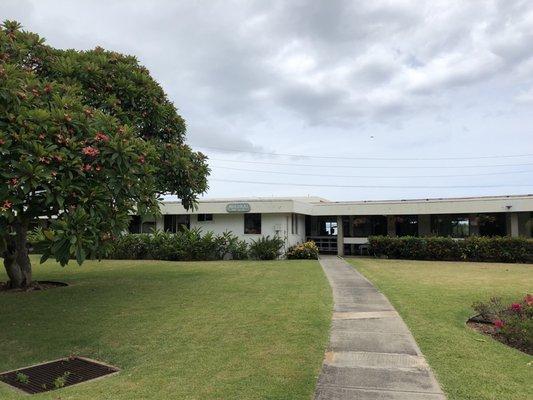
[467,319,532,355]
[0,281,68,293]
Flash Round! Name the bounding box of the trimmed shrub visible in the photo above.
[368,235,533,263]
[249,235,285,260]
[286,241,319,259]
[107,229,249,261]
[110,233,151,260]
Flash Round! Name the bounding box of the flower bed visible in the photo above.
[468,294,532,355]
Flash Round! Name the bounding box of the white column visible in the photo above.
[509,213,519,237]
[337,216,344,256]
[155,215,165,232]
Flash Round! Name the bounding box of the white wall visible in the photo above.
[158,213,307,249]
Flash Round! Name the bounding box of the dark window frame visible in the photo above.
[431,214,470,238]
[197,213,213,222]
[244,213,262,234]
[291,214,299,235]
[164,215,190,233]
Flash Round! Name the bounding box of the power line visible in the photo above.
[210,158,533,169]
[196,145,533,161]
[212,165,533,179]
[210,178,533,189]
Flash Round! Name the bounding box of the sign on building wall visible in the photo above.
[226,203,251,213]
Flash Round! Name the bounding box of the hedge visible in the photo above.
[106,229,292,261]
[368,236,533,263]
[107,229,249,261]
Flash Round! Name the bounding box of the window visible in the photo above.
[431,214,469,237]
[244,213,261,234]
[129,216,156,233]
[197,214,213,222]
[395,215,418,236]
[291,214,299,234]
[128,215,141,233]
[478,213,506,236]
[164,215,190,233]
[141,221,156,233]
[350,216,387,237]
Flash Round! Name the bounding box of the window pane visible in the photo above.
[478,213,506,236]
[244,213,261,234]
[395,215,418,236]
[164,215,190,233]
[431,214,469,238]
[198,214,213,222]
[129,215,141,233]
[351,216,387,237]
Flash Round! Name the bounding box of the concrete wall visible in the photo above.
[153,212,306,250]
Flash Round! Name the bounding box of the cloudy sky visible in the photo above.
[4,0,533,201]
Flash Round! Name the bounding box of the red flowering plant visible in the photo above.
[472,294,533,354]
[0,21,209,289]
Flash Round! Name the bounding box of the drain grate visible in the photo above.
[0,356,119,394]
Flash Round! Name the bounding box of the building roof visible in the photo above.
[159,194,533,216]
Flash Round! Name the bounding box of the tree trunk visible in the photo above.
[2,220,32,289]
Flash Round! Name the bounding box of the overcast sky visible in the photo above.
[4,0,533,201]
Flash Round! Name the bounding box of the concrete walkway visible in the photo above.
[315,256,446,400]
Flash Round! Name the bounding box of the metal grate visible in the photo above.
[0,356,119,394]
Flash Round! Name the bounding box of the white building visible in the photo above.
[130,194,533,256]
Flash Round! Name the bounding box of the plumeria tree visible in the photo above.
[0,21,209,288]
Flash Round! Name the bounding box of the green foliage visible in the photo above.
[249,235,284,260]
[15,373,29,384]
[108,229,250,261]
[0,21,208,268]
[52,371,70,389]
[368,236,533,263]
[286,241,319,260]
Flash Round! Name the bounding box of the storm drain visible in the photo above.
[0,356,119,394]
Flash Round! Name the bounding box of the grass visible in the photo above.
[347,258,532,400]
[0,256,332,399]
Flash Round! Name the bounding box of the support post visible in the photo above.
[337,216,344,257]
[507,212,519,237]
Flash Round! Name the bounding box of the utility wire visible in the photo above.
[210,178,533,189]
[196,145,533,161]
[210,158,533,169]
[212,165,533,179]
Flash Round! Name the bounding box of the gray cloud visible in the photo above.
[2,0,533,200]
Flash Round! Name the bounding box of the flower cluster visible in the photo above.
[473,294,532,354]
[286,241,319,260]
[82,146,100,157]
[95,131,110,142]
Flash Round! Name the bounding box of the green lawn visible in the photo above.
[0,256,332,399]
[348,258,532,400]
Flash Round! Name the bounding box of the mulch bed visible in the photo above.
[467,317,531,355]
[0,281,68,293]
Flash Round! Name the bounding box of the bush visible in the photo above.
[107,229,249,261]
[249,235,285,260]
[472,294,533,354]
[286,241,319,259]
[368,235,533,263]
[109,233,152,260]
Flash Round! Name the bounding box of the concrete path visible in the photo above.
[315,256,446,400]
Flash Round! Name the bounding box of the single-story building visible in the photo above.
[130,194,533,256]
